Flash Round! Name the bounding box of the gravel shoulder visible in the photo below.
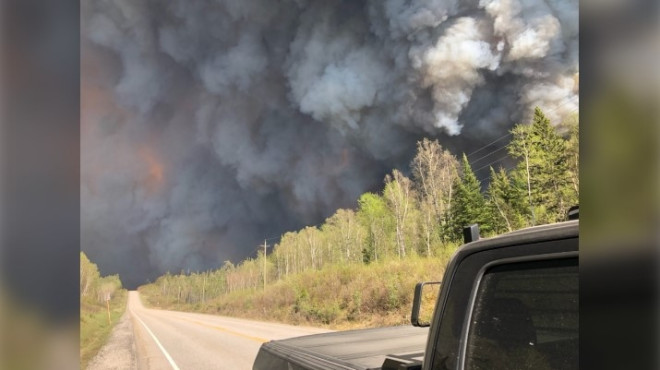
[86,309,137,370]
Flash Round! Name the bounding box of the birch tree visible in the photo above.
[383,170,416,258]
[411,139,459,254]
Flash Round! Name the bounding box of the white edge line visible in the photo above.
[131,309,181,370]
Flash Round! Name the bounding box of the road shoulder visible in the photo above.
[86,310,137,370]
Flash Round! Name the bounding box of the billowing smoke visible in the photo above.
[81,0,578,287]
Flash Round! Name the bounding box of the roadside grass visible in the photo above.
[211,256,449,328]
[80,290,128,369]
[140,253,456,329]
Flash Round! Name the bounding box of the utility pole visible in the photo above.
[202,273,206,305]
[263,239,267,291]
[105,293,111,325]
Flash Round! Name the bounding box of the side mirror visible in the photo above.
[411,281,441,327]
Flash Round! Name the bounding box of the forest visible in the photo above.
[80,252,127,368]
[138,107,579,327]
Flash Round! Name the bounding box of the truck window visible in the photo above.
[464,258,578,370]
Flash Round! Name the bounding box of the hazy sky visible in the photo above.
[81,0,578,288]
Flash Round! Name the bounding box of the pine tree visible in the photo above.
[563,117,579,207]
[448,154,490,242]
[508,107,573,224]
[531,107,571,221]
[487,166,527,233]
[508,120,536,224]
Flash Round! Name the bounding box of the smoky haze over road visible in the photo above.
[124,291,330,369]
[81,0,578,287]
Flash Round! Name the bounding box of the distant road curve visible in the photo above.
[126,290,331,370]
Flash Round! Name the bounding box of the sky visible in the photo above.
[81,0,578,288]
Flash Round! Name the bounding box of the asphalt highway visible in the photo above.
[127,291,331,370]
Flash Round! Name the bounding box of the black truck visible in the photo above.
[253,219,578,370]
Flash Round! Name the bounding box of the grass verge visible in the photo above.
[80,290,128,369]
[139,255,454,330]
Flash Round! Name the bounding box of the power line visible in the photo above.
[474,155,513,185]
[469,145,509,166]
[472,107,579,183]
[466,133,511,158]
[474,154,512,173]
[251,105,579,257]
[465,99,578,160]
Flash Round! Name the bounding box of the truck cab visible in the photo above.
[254,220,578,370]
[407,220,578,370]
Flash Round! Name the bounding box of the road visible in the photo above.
[126,291,331,370]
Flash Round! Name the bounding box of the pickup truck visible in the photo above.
[253,219,578,370]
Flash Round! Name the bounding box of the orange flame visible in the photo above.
[138,146,164,194]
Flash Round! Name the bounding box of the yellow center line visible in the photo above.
[171,315,269,343]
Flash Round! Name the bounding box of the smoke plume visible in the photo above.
[81,0,578,288]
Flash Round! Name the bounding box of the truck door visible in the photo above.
[461,257,578,370]
[426,237,578,370]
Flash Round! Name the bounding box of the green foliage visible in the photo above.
[507,107,577,225]
[79,252,127,368]
[80,290,127,369]
[563,117,580,208]
[411,139,459,256]
[487,167,527,233]
[80,252,100,299]
[80,252,124,305]
[383,169,419,258]
[357,192,394,263]
[141,257,450,329]
[448,154,490,241]
[138,109,578,328]
[322,209,364,265]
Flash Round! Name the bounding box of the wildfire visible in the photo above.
[139,146,164,194]
[330,148,350,174]
[341,148,349,168]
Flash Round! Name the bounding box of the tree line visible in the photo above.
[80,252,123,304]
[140,108,578,305]
[80,252,127,368]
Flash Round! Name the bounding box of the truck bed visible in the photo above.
[253,325,429,370]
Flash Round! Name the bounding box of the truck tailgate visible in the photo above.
[253,325,428,370]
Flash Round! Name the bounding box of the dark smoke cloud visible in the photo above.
[81,0,578,288]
